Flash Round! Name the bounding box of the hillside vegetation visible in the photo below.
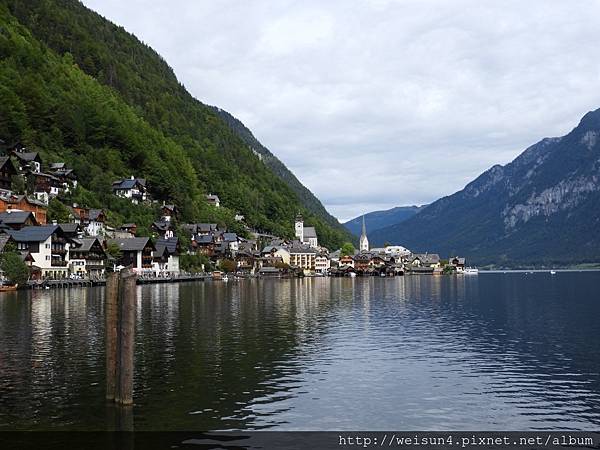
[0,0,352,247]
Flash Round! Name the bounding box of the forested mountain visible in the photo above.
[343,205,424,237]
[210,107,349,236]
[370,109,600,266]
[0,0,352,247]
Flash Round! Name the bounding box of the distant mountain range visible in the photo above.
[343,205,424,237]
[369,109,600,266]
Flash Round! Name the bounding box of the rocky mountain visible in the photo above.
[370,109,600,266]
[343,205,424,237]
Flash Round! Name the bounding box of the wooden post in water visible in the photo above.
[116,269,136,405]
[105,271,119,401]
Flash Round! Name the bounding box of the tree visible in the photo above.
[47,198,71,223]
[1,245,29,286]
[180,253,211,273]
[218,258,236,273]
[10,174,26,194]
[105,241,122,261]
[340,242,355,256]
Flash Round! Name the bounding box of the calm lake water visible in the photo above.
[1,273,600,431]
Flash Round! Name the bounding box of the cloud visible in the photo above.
[83,0,600,221]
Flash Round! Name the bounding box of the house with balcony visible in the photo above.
[11,148,42,173]
[288,244,317,273]
[152,237,180,277]
[8,225,72,279]
[112,177,148,204]
[206,193,220,207]
[160,203,177,222]
[31,172,62,205]
[315,253,331,274]
[0,193,47,224]
[69,237,106,279]
[107,237,155,274]
[49,162,77,193]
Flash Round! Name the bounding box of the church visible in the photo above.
[359,215,369,252]
[294,214,318,248]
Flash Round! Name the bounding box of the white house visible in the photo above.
[152,237,180,277]
[112,176,148,204]
[315,254,330,274]
[9,225,71,279]
[289,244,317,273]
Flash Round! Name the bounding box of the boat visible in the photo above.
[222,274,229,282]
[211,271,223,280]
[550,270,557,275]
[347,272,357,278]
[464,267,479,275]
[0,284,18,292]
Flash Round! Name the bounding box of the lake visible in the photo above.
[1,272,599,431]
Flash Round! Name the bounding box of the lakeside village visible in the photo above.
[0,146,474,288]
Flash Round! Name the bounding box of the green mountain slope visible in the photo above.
[210,106,350,235]
[0,0,351,248]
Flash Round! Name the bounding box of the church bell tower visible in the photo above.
[359,215,369,252]
[295,214,304,242]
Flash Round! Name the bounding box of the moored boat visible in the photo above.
[464,267,479,275]
[0,284,18,292]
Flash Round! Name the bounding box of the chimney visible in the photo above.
[130,175,134,180]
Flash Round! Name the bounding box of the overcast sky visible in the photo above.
[83,0,600,222]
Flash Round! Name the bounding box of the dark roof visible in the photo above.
[9,225,60,242]
[89,209,104,221]
[194,235,213,244]
[120,223,136,229]
[197,223,218,232]
[112,178,146,190]
[72,237,103,252]
[303,226,317,238]
[49,162,65,170]
[223,232,238,242]
[0,211,35,225]
[58,223,80,234]
[108,237,154,252]
[206,194,220,201]
[412,253,440,264]
[13,151,41,163]
[152,221,173,231]
[0,156,15,172]
[155,237,179,255]
[288,245,317,254]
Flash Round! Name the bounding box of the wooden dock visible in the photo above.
[26,273,212,289]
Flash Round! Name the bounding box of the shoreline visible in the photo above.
[6,268,598,291]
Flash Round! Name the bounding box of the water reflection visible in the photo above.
[0,273,599,430]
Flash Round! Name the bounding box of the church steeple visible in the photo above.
[359,215,369,252]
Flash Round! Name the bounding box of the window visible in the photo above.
[46,256,50,261]
[45,243,50,249]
